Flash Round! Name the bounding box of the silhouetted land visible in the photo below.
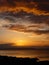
[0,56,49,65]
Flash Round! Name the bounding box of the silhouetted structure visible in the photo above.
[0,56,49,65]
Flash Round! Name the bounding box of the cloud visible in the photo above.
[33,29,49,35]
[0,11,49,24]
[0,11,49,35]
[3,23,49,35]
[0,43,49,50]
[8,24,26,31]
[0,0,49,15]
[0,43,19,50]
[0,43,12,49]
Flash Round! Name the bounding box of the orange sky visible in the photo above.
[0,29,49,46]
[0,0,49,47]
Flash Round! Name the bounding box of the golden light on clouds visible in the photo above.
[0,0,49,47]
[0,1,49,15]
[0,29,49,46]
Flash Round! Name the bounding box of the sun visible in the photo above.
[16,40,26,46]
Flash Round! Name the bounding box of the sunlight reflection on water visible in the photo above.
[0,50,49,61]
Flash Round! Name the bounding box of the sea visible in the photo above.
[0,50,49,61]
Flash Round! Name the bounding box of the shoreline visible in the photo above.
[0,55,49,65]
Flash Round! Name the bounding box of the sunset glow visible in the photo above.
[0,0,49,47]
[0,0,49,62]
[15,40,26,46]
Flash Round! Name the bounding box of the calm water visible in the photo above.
[0,50,49,61]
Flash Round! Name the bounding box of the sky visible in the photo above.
[0,0,49,48]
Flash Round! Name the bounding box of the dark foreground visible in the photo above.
[0,56,49,65]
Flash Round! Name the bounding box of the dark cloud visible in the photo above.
[9,24,26,31]
[28,15,49,24]
[37,2,49,12]
[0,0,49,15]
[3,23,49,35]
[33,0,49,2]
[7,1,15,6]
[0,43,12,49]
[33,29,49,35]
[0,43,49,50]
[0,11,49,24]
[0,11,49,35]
[4,24,27,32]
[0,43,20,50]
